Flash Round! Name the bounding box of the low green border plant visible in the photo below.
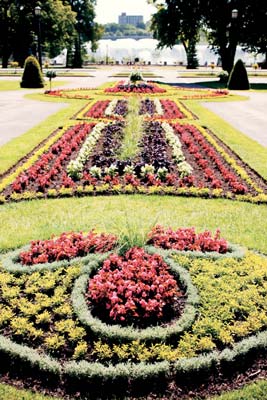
[72,251,199,342]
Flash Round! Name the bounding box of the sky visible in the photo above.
[95,0,157,24]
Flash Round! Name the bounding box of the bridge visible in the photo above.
[101,34,153,41]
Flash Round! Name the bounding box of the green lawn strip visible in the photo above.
[0,383,61,400]
[196,80,267,91]
[117,96,144,160]
[0,80,69,91]
[209,379,267,400]
[0,98,88,175]
[0,195,266,253]
[185,100,267,179]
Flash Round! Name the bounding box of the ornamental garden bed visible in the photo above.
[0,225,266,399]
[2,82,267,204]
[1,118,267,203]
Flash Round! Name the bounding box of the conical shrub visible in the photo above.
[20,56,44,88]
[227,59,250,90]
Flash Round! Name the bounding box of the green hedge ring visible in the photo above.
[145,242,245,260]
[72,250,199,342]
[0,246,113,275]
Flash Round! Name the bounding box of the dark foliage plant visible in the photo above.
[227,59,250,90]
[20,56,44,88]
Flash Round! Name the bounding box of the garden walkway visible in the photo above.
[0,67,267,147]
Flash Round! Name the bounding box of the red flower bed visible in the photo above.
[84,100,110,118]
[147,225,228,253]
[87,247,180,324]
[105,81,166,94]
[160,99,186,119]
[19,230,118,265]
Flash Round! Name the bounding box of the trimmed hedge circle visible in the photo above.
[72,251,199,342]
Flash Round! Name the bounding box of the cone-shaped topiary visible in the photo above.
[20,56,44,88]
[227,59,250,90]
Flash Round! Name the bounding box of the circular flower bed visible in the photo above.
[86,247,182,327]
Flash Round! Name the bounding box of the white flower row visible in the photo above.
[105,99,121,117]
[67,122,107,179]
[154,98,164,115]
[161,122,193,177]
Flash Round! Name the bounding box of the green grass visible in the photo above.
[1,195,267,253]
[209,380,267,399]
[0,80,68,91]
[117,96,144,160]
[197,80,267,91]
[0,383,60,400]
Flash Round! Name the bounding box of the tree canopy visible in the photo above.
[149,0,267,71]
[0,0,101,68]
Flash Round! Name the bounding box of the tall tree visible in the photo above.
[64,0,102,68]
[0,0,76,67]
[150,0,201,68]
[238,0,267,67]
[201,0,246,73]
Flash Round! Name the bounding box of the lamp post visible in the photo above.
[2,0,9,68]
[34,5,42,70]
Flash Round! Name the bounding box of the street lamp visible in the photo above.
[34,5,42,70]
[231,9,238,19]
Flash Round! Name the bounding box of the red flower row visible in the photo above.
[84,100,110,118]
[173,123,248,194]
[160,99,186,119]
[104,81,166,94]
[87,247,180,323]
[147,225,228,253]
[11,123,95,193]
[20,230,118,265]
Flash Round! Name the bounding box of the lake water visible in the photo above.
[85,38,264,66]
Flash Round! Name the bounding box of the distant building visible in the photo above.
[118,12,144,27]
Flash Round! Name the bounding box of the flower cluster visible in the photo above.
[105,99,128,118]
[84,100,110,118]
[87,247,179,324]
[147,225,228,253]
[173,123,248,194]
[160,99,186,119]
[105,81,166,94]
[11,124,95,193]
[19,230,118,265]
[67,122,107,179]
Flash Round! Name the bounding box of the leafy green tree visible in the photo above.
[237,0,267,67]
[200,0,267,72]
[0,0,76,68]
[150,0,201,68]
[65,0,103,68]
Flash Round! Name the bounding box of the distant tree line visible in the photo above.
[102,22,152,39]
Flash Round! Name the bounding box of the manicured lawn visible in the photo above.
[0,80,68,91]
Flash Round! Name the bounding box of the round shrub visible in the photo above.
[87,247,181,326]
[227,59,250,90]
[20,56,44,88]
